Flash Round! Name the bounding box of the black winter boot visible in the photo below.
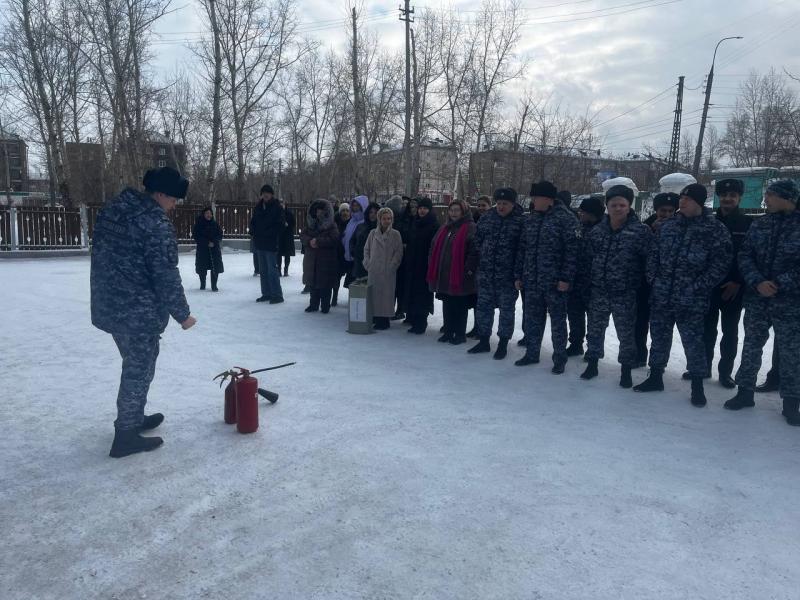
[493,337,509,360]
[581,358,598,379]
[690,377,707,407]
[619,366,633,389]
[580,359,598,380]
[466,326,479,339]
[139,413,164,431]
[514,354,539,366]
[199,275,206,290]
[331,289,338,307]
[782,398,800,422]
[566,343,584,357]
[724,388,755,410]
[437,332,453,343]
[551,356,567,375]
[633,368,664,392]
[449,334,467,345]
[468,337,491,354]
[109,429,163,458]
[755,371,780,393]
[517,336,527,347]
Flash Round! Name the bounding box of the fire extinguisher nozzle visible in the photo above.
[258,388,279,404]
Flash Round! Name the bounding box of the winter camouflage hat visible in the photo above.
[143,167,189,199]
[767,179,800,204]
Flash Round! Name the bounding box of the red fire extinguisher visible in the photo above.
[213,363,295,434]
[235,370,259,434]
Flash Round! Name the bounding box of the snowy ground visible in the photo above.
[1,251,798,600]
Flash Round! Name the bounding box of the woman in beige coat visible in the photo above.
[363,207,404,330]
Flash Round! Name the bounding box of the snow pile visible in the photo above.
[659,172,697,194]
[601,176,639,195]
[1,252,798,599]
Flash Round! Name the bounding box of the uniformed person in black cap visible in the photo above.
[634,192,679,367]
[681,178,751,388]
[634,183,733,407]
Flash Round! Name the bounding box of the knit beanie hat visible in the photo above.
[143,167,189,199]
[767,179,800,204]
[680,183,708,206]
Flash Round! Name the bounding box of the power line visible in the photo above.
[594,84,676,128]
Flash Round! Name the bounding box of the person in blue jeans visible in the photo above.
[250,184,285,304]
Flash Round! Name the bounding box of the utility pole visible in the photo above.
[400,1,414,198]
[351,7,364,194]
[692,36,742,177]
[668,76,684,172]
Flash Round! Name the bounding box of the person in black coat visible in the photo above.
[394,197,418,322]
[277,200,296,277]
[350,202,380,279]
[193,207,224,291]
[249,184,285,303]
[403,197,440,333]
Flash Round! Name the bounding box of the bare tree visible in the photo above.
[721,68,799,167]
[211,0,304,200]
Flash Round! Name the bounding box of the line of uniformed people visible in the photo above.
[457,177,800,426]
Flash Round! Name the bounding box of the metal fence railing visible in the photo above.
[1,202,455,251]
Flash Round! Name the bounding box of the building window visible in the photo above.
[159,147,167,156]
[158,160,166,167]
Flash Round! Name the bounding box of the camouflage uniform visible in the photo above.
[515,204,580,362]
[475,204,524,339]
[91,188,191,430]
[567,221,597,348]
[647,211,733,376]
[585,211,652,365]
[736,210,800,398]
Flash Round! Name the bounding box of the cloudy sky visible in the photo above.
[152,0,799,156]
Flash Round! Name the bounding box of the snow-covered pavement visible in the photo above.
[2,251,798,600]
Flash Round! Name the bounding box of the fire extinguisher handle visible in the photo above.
[258,388,279,404]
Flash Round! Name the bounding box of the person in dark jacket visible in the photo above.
[566,195,605,357]
[351,202,380,280]
[193,207,224,291]
[301,199,341,314]
[403,197,440,334]
[333,202,351,305]
[634,183,733,407]
[726,179,800,425]
[635,192,679,366]
[468,188,524,360]
[277,200,296,277]
[250,184,285,303]
[579,186,652,387]
[678,179,752,387]
[427,199,479,344]
[514,181,580,374]
[394,197,418,322]
[466,195,493,337]
[90,167,196,458]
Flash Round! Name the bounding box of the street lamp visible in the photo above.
[692,36,743,177]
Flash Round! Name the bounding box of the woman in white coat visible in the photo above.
[363,207,404,330]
